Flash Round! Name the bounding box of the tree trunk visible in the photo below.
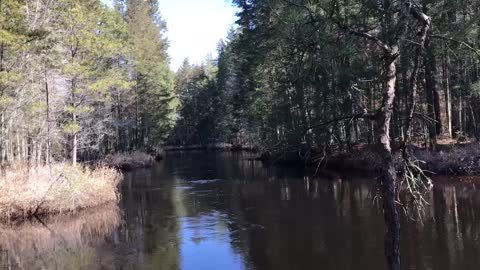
[459,93,463,134]
[72,88,78,166]
[0,3,4,167]
[424,69,437,144]
[44,64,52,168]
[378,54,401,270]
[470,104,478,139]
[134,74,139,150]
[425,38,448,137]
[1,114,6,165]
[442,46,453,137]
[72,131,77,166]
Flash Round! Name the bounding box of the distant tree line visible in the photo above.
[0,0,176,165]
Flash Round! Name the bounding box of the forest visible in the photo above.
[1,0,175,166]
[167,1,480,269]
[4,0,480,167]
[0,0,174,222]
[2,0,480,269]
[172,0,480,154]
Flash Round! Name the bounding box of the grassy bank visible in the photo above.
[0,164,121,221]
[103,151,155,170]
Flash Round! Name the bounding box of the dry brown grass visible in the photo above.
[0,164,122,221]
[103,151,154,170]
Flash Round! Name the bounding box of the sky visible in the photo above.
[102,0,239,71]
[158,0,238,70]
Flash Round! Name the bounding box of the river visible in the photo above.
[1,152,480,269]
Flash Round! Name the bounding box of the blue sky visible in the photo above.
[101,0,238,71]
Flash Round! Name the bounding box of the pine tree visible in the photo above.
[126,0,176,149]
[57,0,133,164]
[0,0,28,164]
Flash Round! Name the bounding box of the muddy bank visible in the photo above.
[103,151,157,171]
[163,143,259,152]
[257,143,480,176]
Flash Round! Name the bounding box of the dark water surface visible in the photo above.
[2,152,480,269]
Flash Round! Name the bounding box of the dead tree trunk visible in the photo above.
[344,2,431,270]
[378,53,401,270]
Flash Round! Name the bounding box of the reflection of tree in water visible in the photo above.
[400,182,480,270]
[20,153,475,270]
[166,153,387,269]
[163,152,480,270]
[120,161,182,270]
[119,153,258,270]
[224,177,387,270]
[0,204,124,270]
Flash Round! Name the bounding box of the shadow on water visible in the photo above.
[2,152,480,269]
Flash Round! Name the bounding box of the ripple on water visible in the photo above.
[189,179,223,184]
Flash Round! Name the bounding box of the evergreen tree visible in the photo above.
[0,0,28,163]
[126,0,176,149]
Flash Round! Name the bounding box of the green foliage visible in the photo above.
[0,0,176,164]
[0,0,27,46]
[125,0,176,145]
[30,101,47,114]
[63,121,82,135]
[0,96,14,109]
[471,82,480,97]
[170,0,480,150]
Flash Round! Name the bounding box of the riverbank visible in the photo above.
[257,143,480,176]
[0,151,160,222]
[0,164,121,221]
[163,143,259,152]
[103,151,156,170]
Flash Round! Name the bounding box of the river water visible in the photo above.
[1,152,480,269]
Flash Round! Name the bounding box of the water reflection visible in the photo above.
[121,152,480,270]
[3,152,480,269]
[0,204,122,269]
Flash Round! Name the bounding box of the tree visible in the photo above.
[0,0,178,168]
[126,0,176,149]
[171,0,480,269]
[0,0,28,165]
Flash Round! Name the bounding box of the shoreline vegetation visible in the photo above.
[102,151,157,171]
[0,151,156,222]
[5,0,480,269]
[257,142,480,177]
[163,143,258,152]
[165,141,480,177]
[0,164,121,222]
[1,0,176,223]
